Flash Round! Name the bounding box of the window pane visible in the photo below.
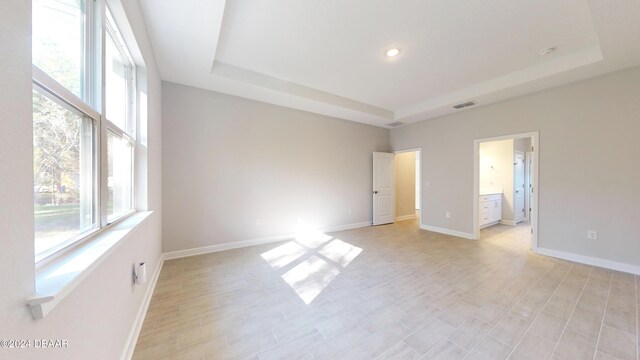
[33,90,95,258]
[33,0,85,98]
[107,132,133,221]
[105,29,129,130]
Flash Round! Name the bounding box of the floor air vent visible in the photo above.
[453,101,477,109]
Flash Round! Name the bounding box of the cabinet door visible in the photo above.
[480,213,489,226]
[493,200,502,222]
[479,202,490,226]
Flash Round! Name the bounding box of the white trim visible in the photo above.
[395,214,417,221]
[499,220,517,226]
[634,274,638,360]
[514,150,525,224]
[105,5,137,138]
[473,131,539,250]
[28,212,152,319]
[32,65,102,120]
[525,151,533,221]
[419,224,475,240]
[163,235,291,260]
[325,221,372,233]
[534,247,640,276]
[163,221,372,260]
[121,255,164,360]
[480,221,500,229]
[393,147,422,154]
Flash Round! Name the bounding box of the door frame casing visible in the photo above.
[525,151,533,221]
[473,132,539,249]
[514,150,525,224]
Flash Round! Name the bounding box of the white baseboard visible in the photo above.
[480,220,500,229]
[163,234,292,260]
[395,214,417,221]
[419,224,475,240]
[323,221,372,233]
[163,221,372,261]
[121,255,164,360]
[534,247,640,276]
[500,220,517,226]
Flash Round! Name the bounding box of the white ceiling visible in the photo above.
[139,0,640,128]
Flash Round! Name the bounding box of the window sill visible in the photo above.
[27,211,152,320]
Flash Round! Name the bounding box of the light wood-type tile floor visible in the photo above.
[133,220,639,360]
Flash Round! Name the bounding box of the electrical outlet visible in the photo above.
[255,218,262,226]
[587,230,597,240]
[445,211,451,218]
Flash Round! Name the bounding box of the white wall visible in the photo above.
[391,66,640,267]
[162,82,390,252]
[0,1,163,359]
[479,139,514,221]
[395,151,417,218]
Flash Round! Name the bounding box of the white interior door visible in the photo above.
[373,152,395,225]
[514,151,525,223]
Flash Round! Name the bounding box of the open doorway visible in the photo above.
[473,132,539,249]
[394,149,421,224]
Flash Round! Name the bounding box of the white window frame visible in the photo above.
[32,75,101,264]
[32,0,138,266]
[102,6,136,225]
[103,7,136,137]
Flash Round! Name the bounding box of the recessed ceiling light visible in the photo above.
[386,48,400,57]
[539,47,557,56]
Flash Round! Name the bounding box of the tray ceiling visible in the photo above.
[140,0,640,127]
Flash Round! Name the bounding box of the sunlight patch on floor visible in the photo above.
[260,219,363,304]
[294,220,332,248]
[318,238,362,267]
[260,241,307,269]
[281,255,341,304]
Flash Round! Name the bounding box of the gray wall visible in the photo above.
[391,66,640,267]
[0,1,163,359]
[162,82,390,252]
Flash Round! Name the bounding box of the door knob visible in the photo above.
[373,191,378,194]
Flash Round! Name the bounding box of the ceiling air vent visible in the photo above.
[453,100,477,109]
[386,121,405,127]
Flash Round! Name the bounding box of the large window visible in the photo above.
[32,0,86,99]
[107,131,133,221]
[33,88,96,259]
[32,0,137,262]
[105,9,135,221]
